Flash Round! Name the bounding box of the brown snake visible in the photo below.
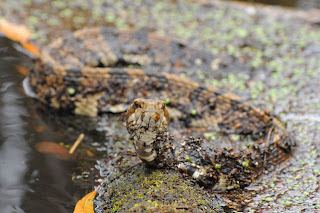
[125,98,295,191]
[27,27,296,190]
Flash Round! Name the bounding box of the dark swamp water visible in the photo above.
[0,37,81,212]
[1,0,320,212]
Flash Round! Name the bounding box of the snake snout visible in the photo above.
[140,111,161,127]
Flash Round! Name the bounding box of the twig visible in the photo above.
[266,127,273,146]
[176,206,191,210]
[69,133,85,154]
[109,162,142,183]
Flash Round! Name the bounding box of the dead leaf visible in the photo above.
[0,19,31,42]
[35,141,74,160]
[0,19,39,57]
[74,189,98,213]
[21,41,39,57]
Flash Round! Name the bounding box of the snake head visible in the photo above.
[126,98,170,136]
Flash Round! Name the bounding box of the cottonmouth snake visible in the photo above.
[28,27,296,191]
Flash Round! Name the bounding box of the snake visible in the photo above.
[27,27,296,191]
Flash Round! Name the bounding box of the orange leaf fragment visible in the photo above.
[74,189,97,213]
[0,19,39,57]
[0,19,31,43]
[21,41,39,57]
[35,141,74,160]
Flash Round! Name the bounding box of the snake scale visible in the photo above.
[28,27,296,191]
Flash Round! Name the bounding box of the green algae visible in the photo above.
[67,87,75,95]
[98,165,220,212]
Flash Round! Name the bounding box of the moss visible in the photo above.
[204,132,216,140]
[97,165,220,212]
[164,98,170,105]
[59,8,73,17]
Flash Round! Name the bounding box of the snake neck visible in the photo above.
[126,98,170,166]
[131,130,168,166]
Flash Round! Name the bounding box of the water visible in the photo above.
[0,37,79,213]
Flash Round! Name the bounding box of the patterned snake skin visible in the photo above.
[126,99,295,191]
[28,27,296,190]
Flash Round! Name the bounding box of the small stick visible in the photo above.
[109,162,142,183]
[176,206,191,210]
[69,133,85,154]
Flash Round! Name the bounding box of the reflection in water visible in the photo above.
[0,37,78,212]
[0,61,29,212]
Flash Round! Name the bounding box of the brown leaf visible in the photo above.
[0,19,31,42]
[73,189,97,213]
[0,19,39,56]
[35,141,74,160]
[21,42,39,57]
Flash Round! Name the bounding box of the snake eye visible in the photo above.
[133,101,141,109]
[161,103,166,110]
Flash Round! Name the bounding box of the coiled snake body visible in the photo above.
[29,27,296,191]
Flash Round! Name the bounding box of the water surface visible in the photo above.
[0,36,80,213]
